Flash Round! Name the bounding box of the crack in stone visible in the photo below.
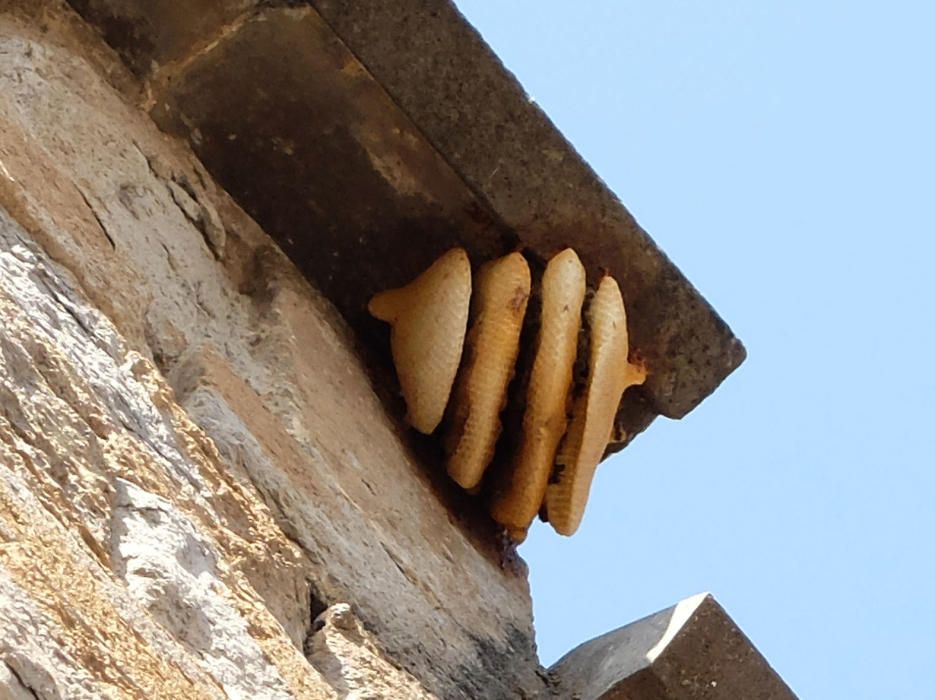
[74,184,116,250]
[3,661,40,700]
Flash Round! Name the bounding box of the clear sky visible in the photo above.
[452,2,934,698]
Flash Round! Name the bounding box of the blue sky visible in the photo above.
[452,2,934,697]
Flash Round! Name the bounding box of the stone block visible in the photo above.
[65,0,255,76]
[550,594,797,699]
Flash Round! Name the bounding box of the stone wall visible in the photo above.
[0,2,544,697]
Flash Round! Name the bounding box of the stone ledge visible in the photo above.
[65,0,745,459]
[550,594,797,700]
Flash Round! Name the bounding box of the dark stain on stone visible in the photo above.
[148,9,514,367]
[449,627,550,700]
[66,0,155,77]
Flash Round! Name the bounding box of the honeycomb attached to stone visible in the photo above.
[490,248,586,542]
[369,248,645,539]
[446,252,531,490]
[368,248,471,434]
[544,275,646,536]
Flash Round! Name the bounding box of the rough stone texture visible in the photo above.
[0,209,328,699]
[549,594,797,700]
[144,5,513,361]
[65,0,254,77]
[0,3,545,698]
[63,0,745,464]
[308,604,437,700]
[0,660,40,700]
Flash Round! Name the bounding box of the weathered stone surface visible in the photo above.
[550,594,796,699]
[65,0,253,77]
[0,3,545,698]
[64,0,744,461]
[145,6,512,340]
[0,208,329,698]
[308,604,438,700]
[0,661,36,700]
